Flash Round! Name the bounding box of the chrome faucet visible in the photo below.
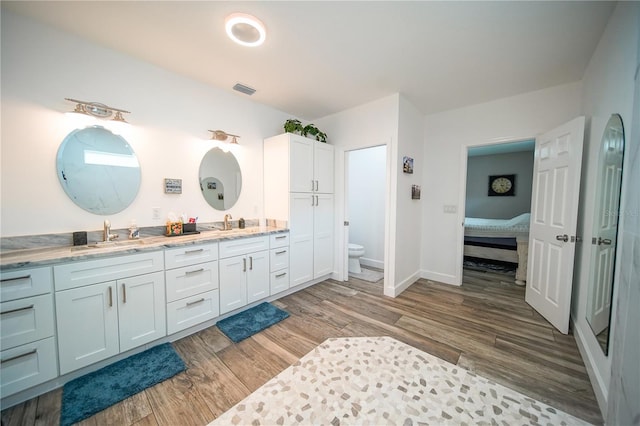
[224,214,232,231]
[103,220,119,242]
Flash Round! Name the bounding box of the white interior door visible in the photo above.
[526,116,585,334]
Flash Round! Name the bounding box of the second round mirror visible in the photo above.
[199,147,242,210]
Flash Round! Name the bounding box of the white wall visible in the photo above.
[0,10,290,237]
[393,96,424,293]
[315,94,399,291]
[572,2,639,418]
[465,151,534,219]
[348,145,386,269]
[316,94,424,296]
[421,82,582,285]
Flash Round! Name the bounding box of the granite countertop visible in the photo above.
[0,226,288,270]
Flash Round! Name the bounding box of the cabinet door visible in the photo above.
[219,255,247,314]
[314,141,334,193]
[289,193,314,286]
[314,194,335,278]
[56,281,119,375]
[289,136,314,193]
[118,271,166,353]
[247,251,270,304]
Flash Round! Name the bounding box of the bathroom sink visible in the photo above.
[71,239,146,251]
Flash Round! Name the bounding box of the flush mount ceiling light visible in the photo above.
[65,98,130,122]
[209,129,240,144]
[225,13,266,47]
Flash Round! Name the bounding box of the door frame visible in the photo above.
[337,143,390,282]
[456,136,537,285]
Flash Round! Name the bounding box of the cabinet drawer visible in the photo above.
[0,336,58,398]
[219,236,269,259]
[269,232,289,249]
[270,270,290,296]
[0,267,52,302]
[1,293,54,350]
[165,261,219,303]
[270,248,289,272]
[54,251,164,291]
[164,243,218,270]
[166,291,219,335]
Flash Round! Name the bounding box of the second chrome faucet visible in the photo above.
[223,214,232,231]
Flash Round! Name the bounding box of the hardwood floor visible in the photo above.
[1,269,602,425]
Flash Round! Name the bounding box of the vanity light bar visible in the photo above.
[65,98,131,122]
[208,130,240,144]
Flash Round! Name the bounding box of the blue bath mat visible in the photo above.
[60,343,186,426]
[217,302,290,343]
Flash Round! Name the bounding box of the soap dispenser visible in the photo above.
[129,220,140,239]
[239,217,245,229]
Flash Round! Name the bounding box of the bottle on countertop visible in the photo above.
[129,220,140,239]
[239,217,245,229]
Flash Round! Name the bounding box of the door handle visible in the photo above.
[122,283,127,304]
[243,258,247,272]
[249,256,253,270]
[315,180,319,191]
[108,286,113,307]
[598,237,612,246]
[311,180,315,191]
[555,234,569,242]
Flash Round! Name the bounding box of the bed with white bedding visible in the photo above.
[463,213,530,285]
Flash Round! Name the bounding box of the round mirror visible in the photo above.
[199,147,242,210]
[586,114,625,355]
[56,126,141,215]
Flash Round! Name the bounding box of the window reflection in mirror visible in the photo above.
[199,147,242,210]
[56,126,141,215]
[586,114,625,355]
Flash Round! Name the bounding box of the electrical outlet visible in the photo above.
[152,207,161,220]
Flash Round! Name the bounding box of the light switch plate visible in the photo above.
[443,205,457,214]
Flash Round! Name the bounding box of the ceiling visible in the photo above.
[2,1,615,120]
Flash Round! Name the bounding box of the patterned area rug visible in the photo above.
[209,336,589,425]
[348,267,384,282]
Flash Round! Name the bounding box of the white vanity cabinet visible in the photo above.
[54,252,166,375]
[219,236,270,314]
[0,267,58,398]
[164,243,219,335]
[269,233,290,295]
[264,133,335,287]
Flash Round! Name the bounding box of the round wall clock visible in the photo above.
[488,174,515,196]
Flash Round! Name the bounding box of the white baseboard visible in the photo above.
[361,258,384,269]
[572,317,608,420]
[385,270,421,297]
[420,269,460,286]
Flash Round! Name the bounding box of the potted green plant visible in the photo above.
[283,119,303,134]
[302,124,327,143]
[283,119,327,143]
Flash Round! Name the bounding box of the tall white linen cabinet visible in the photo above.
[264,133,334,287]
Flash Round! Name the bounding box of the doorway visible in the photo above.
[462,139,535,286]
[343,145,387,283]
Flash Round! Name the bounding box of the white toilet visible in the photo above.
[348,243,365,274]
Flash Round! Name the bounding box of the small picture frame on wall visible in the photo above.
[411,185,421,200]
[164,178,182,194]
[403,156,414,174]
[488,174,516,196]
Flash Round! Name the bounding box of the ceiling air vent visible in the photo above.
[232,83,256,96]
